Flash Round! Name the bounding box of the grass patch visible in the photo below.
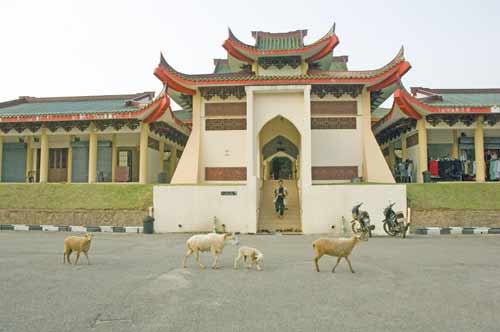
[0,184,153,210]
[407,183,500,210]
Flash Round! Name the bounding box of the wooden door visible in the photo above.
[48,148,68,182]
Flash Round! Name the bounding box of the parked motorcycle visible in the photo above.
[351,203,374,237]
[381,202,409,238]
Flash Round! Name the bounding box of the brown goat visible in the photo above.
[312,234,366,273]
[63,233,93,265]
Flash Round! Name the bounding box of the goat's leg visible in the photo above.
[234,254,242,269]
[182,248,193,268]
[63,252,66,264]
[314,255,322,272]
[345,256,355,273]
[256,262,262,271]
[331,257,342,273]
[195,250,205,269]
[84,252,90,265]
[212,252,219,270]
[74,251,81,265]
[211,248,221,269]
[66,250,72,264]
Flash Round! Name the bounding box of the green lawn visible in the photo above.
[0,182,499,211]
[0,184,153,210]
[407,183,500,210]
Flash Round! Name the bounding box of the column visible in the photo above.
[25,136,33,182]
[0,136,3,182]
[88,124,97,184]
[451,129,459,159]
[474,116,485,182]
[417,118,428,183]
[388,141,396,172]
[111,134,117,182]
[245,89,255,182]
[401,132,408,161]
[139,122,149,184]
[168,146,177,181]
[39,128,49,183]
[301,85,312,187]
[159,141,165,172]
[67,137,73,183]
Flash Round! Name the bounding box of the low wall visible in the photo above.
[0,209,146,226]
[412,209,500,228]
[153,185,257,233]
[301,184,407,235]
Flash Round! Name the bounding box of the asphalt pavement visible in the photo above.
[1,232,499,332]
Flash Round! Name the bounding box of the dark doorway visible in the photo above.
[271,157,293,180]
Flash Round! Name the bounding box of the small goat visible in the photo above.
[63,233,93,265]
[234,246,264,271]
[182,233,238,269]
[312,234,366,273]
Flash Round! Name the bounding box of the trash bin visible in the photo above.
[143,216,155,234]
[422,170,431,183]
[157,172,168,183]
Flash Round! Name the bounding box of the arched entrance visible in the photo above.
[258,116,300,180]
[257,116,301,232]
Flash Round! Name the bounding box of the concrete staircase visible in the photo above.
[258,179,301,233]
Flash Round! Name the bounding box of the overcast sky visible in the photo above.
[1,0,499,108]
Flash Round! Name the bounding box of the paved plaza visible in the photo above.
[1,232,499,332]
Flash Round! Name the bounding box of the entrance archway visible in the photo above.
[258,116,300,180]
[257,115,302,232]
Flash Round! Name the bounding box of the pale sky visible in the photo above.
[1,0,499,109]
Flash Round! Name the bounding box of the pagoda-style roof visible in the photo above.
[0,90,187,128]
[155,25,411,113]
[373,86,500,136]
[155,47,409,88]
[222,25,338,63]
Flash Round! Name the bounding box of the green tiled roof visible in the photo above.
[0,93,153,118]
[159,48,405,82]
[328,61,348,71]
[252,30,306,51]
[424,93,500,107]
[255,36,303,50]
[172,109,192,121]
[372,107,391,118]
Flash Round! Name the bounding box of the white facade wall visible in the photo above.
[201,130,246,168]
[154,184,406,235]
[154,185,255,233]
[301,184,407,235]
[311,124,362,170]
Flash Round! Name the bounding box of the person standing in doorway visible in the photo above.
[274,179,288,219]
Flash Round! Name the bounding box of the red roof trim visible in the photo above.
[154,67,196,95]
[143,95,170,124]
[367,61,411,92]
[154,60,411,87]
[224,35,335,57]
[222,40,255,64]
[0,94,168,124]
[305,35,339,63]
[394,89,422,120]
[396,88,493,116]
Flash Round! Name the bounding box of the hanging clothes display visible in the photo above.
[429,160,439,177]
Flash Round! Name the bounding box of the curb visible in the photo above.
[415,227,500,235]
[0,224,143,233]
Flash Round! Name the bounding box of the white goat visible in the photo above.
[234,246,264,271]
[63,233,93,265]
[182,233,237,269]
[312,234,366,273]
